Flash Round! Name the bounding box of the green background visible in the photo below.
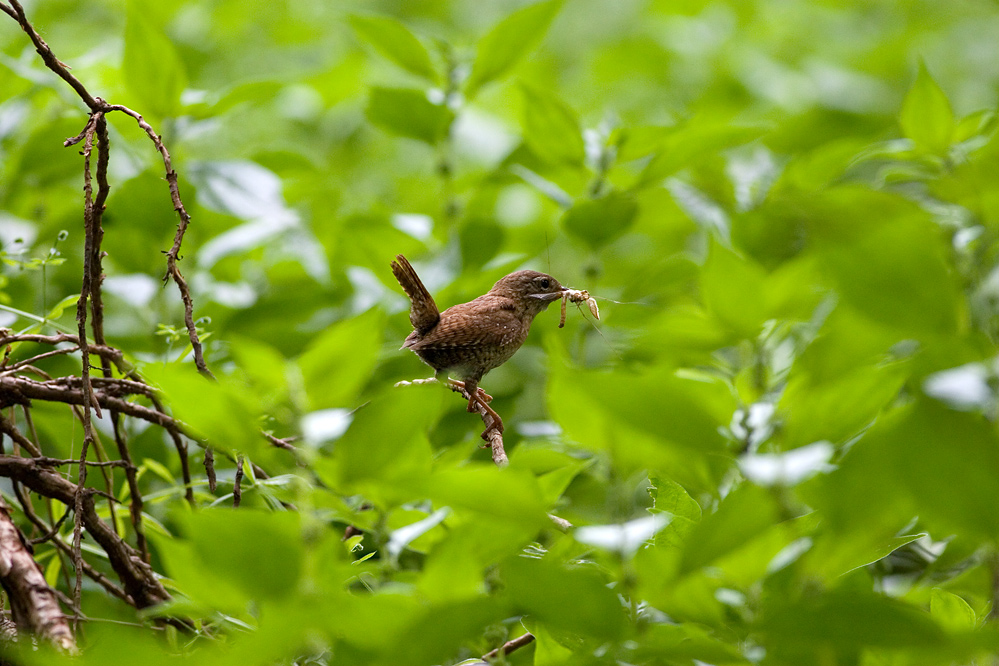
[3,0,999,663]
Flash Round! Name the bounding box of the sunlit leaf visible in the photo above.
[636,123,766,188]
[366,87,455,144]
[519,83,586,166]
[561,190,638,250]
[123,1,187,117]
[350,14,437,81]
[465,0,564,98]
[297,308,383,409]
[900,61,954,153]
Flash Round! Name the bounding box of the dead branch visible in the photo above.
[0,496,76,653]
[102,103,213,379]
[3,0,100,110]
[0,456,168,609]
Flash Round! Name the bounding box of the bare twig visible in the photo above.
[0,375,194,437]
[233,455,244,508]
[482,632,535,660]
[36,458,128,469]
[262,432,299,452]
[15,494,131,604]
[83,114,141,552]
[102,103,213,380]
[4,0,99,110]
[0,412,42,458]
[27,505,71,545]
[5,0,212,382]
[1,346,79,374]
[72,116,105,616]
[0,334,128,372]
[204,448,216,493]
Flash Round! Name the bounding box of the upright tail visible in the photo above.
[391,254,439,334]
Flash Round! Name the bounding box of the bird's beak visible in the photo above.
[528,288,567,302]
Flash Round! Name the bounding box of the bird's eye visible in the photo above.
[540,278,550,289]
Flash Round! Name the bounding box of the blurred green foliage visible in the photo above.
[3,0,999,663]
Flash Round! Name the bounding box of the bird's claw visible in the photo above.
[480,420,504,440]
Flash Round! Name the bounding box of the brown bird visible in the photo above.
[391,254,565,436]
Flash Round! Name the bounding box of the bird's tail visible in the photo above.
[391,254,439,334]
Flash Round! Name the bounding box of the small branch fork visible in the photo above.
[3,0,210,380]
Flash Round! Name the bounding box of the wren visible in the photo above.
[391,254,565,436]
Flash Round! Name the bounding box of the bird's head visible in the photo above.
[490,270,565,312]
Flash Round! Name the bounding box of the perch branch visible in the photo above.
[394,378,508,466]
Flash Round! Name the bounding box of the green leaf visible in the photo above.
[519,84,586,166]
[144,364,262,454]
[760,588,947,662]
[184,510,303,601]
[778,362,908,448]
[123,2,187,117]
[465,0,564,98]
[365,87,455,144]
[418,521,532,604]
[297,309,383,409]
[679,482,779,576]
[819,398,999,542]
[229,336,289,407]
[561,191,638,250]
[317,388,436,505]
[701,242,769,337]
[636,123,766,188]
[814,189,961,336]
[44,294,79,322]
[649,476,701,522]
[532,624,576,666]
[900,61,955,153]
[424,466,549,528]
[953,109,996,144]
[349,14,437,81]
[930,588,977,632]
[804,531,927,581]
[634,623,748,664]
[548,358,734,455]
[385,598,506,666]
[503,556,625,640]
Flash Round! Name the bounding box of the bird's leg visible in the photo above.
[461,379,504,437]
[477,402,504,439]
[444,378,493,404]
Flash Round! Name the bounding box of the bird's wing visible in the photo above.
[407,298,524,351]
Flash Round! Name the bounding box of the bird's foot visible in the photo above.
[480,415,504,440]
[447,379,493,404]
